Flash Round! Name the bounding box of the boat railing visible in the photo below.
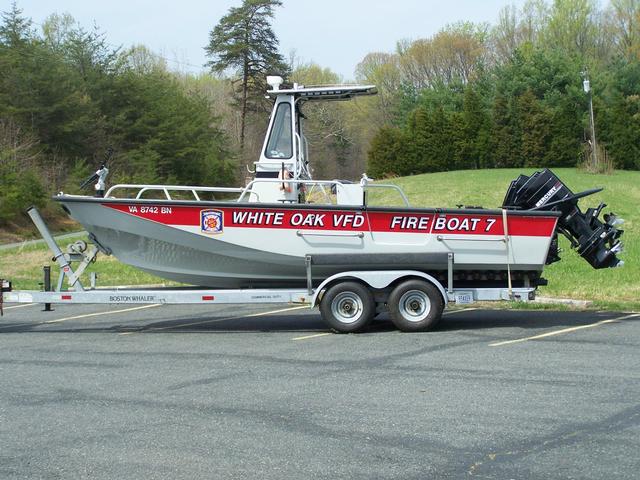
[237,178,337,203]
[104,184,244,201]
[362,183,411,207]
[237,178,411,207]
[104,179,410,207]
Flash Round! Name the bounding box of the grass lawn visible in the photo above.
[1,167,637,311]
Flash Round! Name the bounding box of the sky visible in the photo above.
[12,0,529,80]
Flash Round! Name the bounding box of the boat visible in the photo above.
[54,77,624,290]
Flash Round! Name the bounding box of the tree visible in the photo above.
[42,13,119,82]
[0,2,34,47]
[205,0,288,165]
[355,52,402,127]
[608,0,640,59]
[289,63,356,178]
[491,93,521,167]
[460,84,491,169]
[99,68,234,186]
[397,22,489,90]
[599,60,640,169]
[492,5,521,61]
[0,9,97,162]
[518,89,552,167]
[491,1,549,61]
[367,126,407,178]
[0,119,46,225]
[543,0,600,59]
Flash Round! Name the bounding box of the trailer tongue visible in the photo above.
[503,169,624,269]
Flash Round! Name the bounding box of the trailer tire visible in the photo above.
[388,279,443,332]
[319,281,375,333]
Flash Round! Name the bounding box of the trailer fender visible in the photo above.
[311,270,447,307]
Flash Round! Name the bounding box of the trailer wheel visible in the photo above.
[388,280,443,332]
[319,281,375,333]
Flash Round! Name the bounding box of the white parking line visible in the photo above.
[489,313,640,347]
[292,332,332,341]
[119,305,309,335]
[2,303,36,310]
[0,304,162,330]
[443,307,478,316]
[43,304,162,324]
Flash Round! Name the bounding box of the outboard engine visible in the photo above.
[502,169,624,269]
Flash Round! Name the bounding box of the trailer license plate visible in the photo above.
[454,292,473,304]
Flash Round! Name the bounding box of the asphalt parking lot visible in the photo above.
[1,303,639,479]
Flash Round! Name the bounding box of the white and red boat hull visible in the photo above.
[57,197,559,288]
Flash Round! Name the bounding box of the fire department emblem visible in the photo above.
[201,209,223,234]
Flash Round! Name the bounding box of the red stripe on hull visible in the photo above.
[103,204,557,237]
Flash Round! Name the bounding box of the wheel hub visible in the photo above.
[398,290,431,322]
[331,292,363,324]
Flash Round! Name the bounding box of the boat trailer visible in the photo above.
[1,208,536,332]
[1,168,624,332]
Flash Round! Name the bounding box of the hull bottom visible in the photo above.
[90,225,544,289]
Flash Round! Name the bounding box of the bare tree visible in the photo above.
[205,0,288,169]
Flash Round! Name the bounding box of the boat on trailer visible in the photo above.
[1,77,625,332]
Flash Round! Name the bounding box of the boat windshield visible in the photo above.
[265,103,293,159]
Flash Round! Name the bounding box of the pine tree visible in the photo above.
[600,60,640,169]
[407,106,433,174]
[205,0,288,163]
[518,89,552,167]
[0,2,34,47]
[491,94,521,168]
[367,126,407,178]
[461,85,487,169]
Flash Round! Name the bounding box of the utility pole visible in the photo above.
[582,71,598,170]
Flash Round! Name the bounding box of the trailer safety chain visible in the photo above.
[502,209,513,299]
